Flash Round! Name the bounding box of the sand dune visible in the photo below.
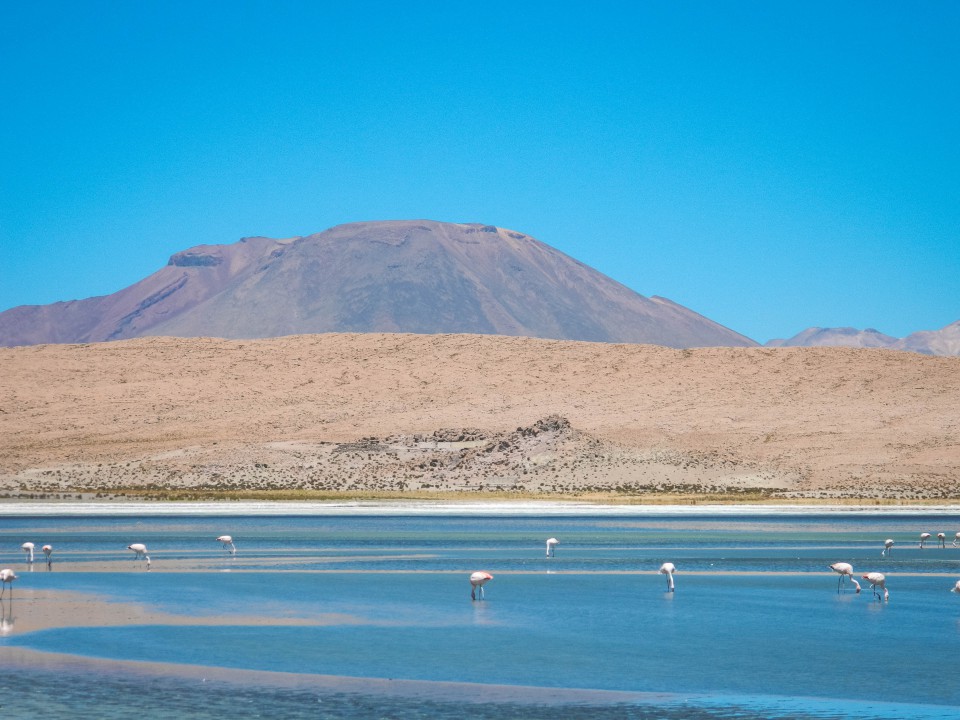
[1,334,958,499]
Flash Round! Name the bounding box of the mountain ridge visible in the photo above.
[766,320,960,356]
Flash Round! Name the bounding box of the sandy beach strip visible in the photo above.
[0,587,379,635]
[2,500,960,516]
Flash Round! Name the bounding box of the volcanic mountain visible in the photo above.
[0,220,756,348]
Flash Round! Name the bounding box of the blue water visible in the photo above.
[2,511,960,719]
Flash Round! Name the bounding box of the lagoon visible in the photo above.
[1,506,959,719]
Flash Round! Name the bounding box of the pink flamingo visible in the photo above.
[955,532,960,548]
[127,543,151,569]
[937,533,946,548]
[216,535,236,554]
[0,569,16,598]
[42,545,52,568]
[951,580,960,595]
[469,571,493,601]
[829,563,861,594]
[881,539,894,556]
[659,562,677,592]
[862,572,888,602]
[21,542,34,565]
[545,538,559,558]
[919,533,931,549]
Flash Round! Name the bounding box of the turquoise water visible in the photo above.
[2,511,960,718]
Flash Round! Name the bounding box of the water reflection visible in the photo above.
[0,598,13,635]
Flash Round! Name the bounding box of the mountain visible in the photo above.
[0,220,757,348]
[765,327,898,349]
[766,321,960,356]
[892,320,960,355]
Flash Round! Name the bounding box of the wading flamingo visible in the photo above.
[42,545,52,567]
[127,543,151,569]
[952,580,960,595]
[21,542,34,564]
[920,532,931,549]
[0,569,16,598]
[862,572,888,602]
[955,532,960,548]
[659,562,676,592]
[216,535,236,554]
[937,533,946,548]
[545,538,559,558]
[881,539,894,556]
[829,563,861,594]
[469,571,493,601]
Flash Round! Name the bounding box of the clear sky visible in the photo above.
[2,2,958,343]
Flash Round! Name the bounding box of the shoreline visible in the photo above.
[1,498,959,516]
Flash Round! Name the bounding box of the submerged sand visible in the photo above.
[1,334,958,500]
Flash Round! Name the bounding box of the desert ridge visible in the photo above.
[1,333,958,500]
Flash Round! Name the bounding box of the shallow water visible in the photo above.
[2,510,960,718]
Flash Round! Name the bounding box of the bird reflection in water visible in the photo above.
[0,597,13,635]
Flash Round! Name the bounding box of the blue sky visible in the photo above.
[2,2,958,343]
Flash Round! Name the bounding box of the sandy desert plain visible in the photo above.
[1,332,958,503]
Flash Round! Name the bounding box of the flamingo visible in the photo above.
[955,532,960,548]
[216,535,236,555]
[21,542,34,564]
[127,543,151,569]
[951,580,960,595]
[545,537,559,558]
[0,569,16,598]
[881,539,894,556]
[42,545,52,568]
[469,571,493,601]
[937,533,946,548]
[862,572,888,602]
[920,532,931,549]
[828,562,861,594]
[659,562,676,592]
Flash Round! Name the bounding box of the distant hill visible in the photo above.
[765,327,898,349]
[766,321,960,356]
[893,320,960,355]
[0,220,757,349]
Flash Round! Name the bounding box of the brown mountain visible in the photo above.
[0,220,756,348]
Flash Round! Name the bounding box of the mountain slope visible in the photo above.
[893,320,960,355]
[0,220,756,348]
